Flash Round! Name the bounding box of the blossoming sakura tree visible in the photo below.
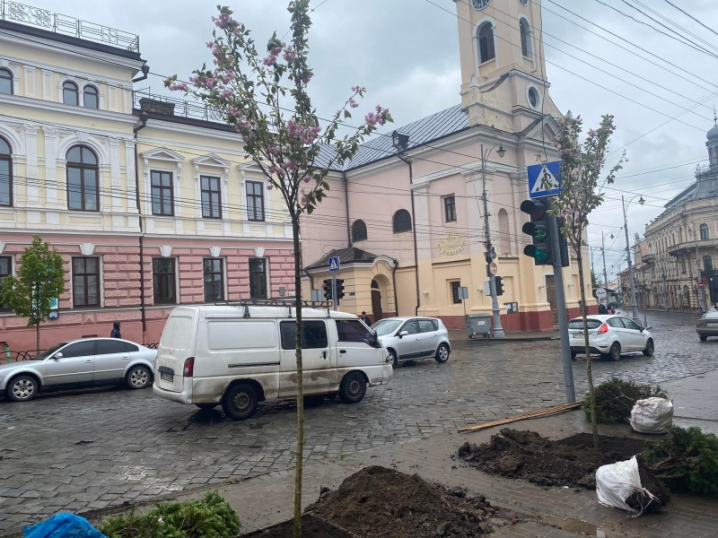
[549,113,625,450]
[165,2,391,535]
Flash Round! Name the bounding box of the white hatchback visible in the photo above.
[568,314,654,361]
[372,317,451,367]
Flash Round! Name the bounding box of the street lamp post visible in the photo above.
[481,143,506,338]
[622,194,644,320]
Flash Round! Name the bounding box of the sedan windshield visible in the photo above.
[372,319,403,337]
[32,342,68,361]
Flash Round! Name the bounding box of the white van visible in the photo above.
[153,305,392,420]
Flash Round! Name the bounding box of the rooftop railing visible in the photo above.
[1,0,140,52]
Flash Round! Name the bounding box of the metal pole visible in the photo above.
[622,196,640,320]
[550,215,575,403]
[695,237,706,312]
[663,272,669,310]
[601,232,609,286]
[481,144,505,338]
[331,272,337,311]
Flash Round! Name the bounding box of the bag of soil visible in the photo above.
[596,456,662,515]
[629,397,673,434]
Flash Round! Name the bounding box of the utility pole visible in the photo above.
[622,195,641,320]
[601,231,609,287]
[695,236,706,313]
[550,215,574,403]
[481,143,506,339]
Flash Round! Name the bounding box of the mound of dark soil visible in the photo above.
[458,428,646,489]
[243,513,355,538]
[308,466,497,537]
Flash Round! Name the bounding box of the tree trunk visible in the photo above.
[577,246,600,449]
[292,216,304,538]
[35,322,40,355]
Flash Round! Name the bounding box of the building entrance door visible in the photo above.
[371,279,383,322]
[545,275,558,327]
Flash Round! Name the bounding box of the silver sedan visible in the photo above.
[697,308,718,341]
[0,338,157,402]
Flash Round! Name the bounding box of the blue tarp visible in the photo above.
[23,513,106,538]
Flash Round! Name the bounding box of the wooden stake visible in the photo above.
[458,401,582,433]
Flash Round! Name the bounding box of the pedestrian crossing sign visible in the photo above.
[328,256,340,272]
[527,161,562,198]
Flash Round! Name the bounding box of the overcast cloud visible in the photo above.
[33,0,718,281]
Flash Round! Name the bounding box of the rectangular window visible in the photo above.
[73,257,100,307]
[680,257,687,274]
[336,319,372,343]
[0,154,11,207]
[0,256,11,309]
[444,195,456,222]
[151,171,174,216]
[201,176,222,219]
[704,255,714,273]
[249,258,268,299]
[280,320,328,350]
[203,258,224,302]
[153,258,176,305]
[450,281,461,304]
[67,166,98,211]
[246,180,265,222]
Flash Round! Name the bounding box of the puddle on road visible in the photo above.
[542,515,606,537]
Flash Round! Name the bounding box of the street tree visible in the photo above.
[1,236,65,354]
[549,114,625,450]
[165,3,391,536]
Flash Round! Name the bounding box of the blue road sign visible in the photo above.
[527,161,562,199]
[328,256,340,272]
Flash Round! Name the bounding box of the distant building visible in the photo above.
[642,122,718,311]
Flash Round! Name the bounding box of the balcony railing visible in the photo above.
[133,89,225,123]
[668,237,718,256]
[1,0,140,52]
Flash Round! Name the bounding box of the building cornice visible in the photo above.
[0,93,137,126]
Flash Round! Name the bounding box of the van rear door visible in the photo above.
[155,309,197,393]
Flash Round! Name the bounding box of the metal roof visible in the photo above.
[305,247,379,271]
[315,104,470,172]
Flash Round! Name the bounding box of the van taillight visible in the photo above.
[183,357,195,377]
[597,323,609,334]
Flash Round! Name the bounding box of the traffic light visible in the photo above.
[495,275,504,296]
[520,199,552,265]
[336,279,345,300]
[322,279,333,300]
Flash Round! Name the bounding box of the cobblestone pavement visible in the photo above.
[0,310,715,532]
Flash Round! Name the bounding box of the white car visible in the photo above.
[568,314,654,361]
[372,317,451,367]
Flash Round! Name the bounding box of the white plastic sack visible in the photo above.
[630,397,673,434]
[596,456,656,515]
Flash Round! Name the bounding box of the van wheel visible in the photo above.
[389,349,399,368]
[339,372,366,404]
[195,403,218,411]
[435,344,450,363]
[222,383,258,420]
[571,351,578,361]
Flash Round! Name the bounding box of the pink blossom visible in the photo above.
[303,176,311,183]
[300,72,313,84]
[206,41,215,49]
[220,89,233,99]
[212,12,232,29]
[168,81,189,92]
[365,112,378,127]
[588,129,596,138]
[283,48,296,62]
[266,184,273,190]
[351,85,361,92]
[349,98,359,109]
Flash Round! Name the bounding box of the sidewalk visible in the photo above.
[83,408,718,538]
[450,329,559,343]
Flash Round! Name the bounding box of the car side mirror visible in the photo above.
[53,352,63,360]
[399,330,409,338]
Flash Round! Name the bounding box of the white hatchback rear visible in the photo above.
[153,305,392,419]
[568,314,654,361]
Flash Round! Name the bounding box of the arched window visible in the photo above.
[83,85,99,109]
[477,22,495,64]
[519,19,533,58]
[0,136,11,207]
[700,223,710,240]
[498,208,510,255]
[392,209,412,234]
[0,68,12,95]
[67,145,99,211]
[62,81,79,106]
[352,219,367,242]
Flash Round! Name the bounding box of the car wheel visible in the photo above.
[195,403,218,411]
[389,349,399,368]
[339,371,367,404]
[699,335,708,342]
[222,383,258,420]
[7,375,38,402]
[643,339,655,356]
[571,351,578,361]
[609,342,621,361]
[435,343,450,363]
[126,366,151,390]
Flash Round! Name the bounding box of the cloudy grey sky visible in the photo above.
[34,0,718,281]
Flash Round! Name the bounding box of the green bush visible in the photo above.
[583,377,667,424]
[643,426,718,497]
[98,492,239,538]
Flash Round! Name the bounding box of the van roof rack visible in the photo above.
[213,299,332,318]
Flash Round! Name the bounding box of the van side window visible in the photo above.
[280,320,328,350]
[336,319,371,343]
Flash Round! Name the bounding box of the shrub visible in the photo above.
[583,377,667,424]
[643,426,718,497]
[98,492,239,538]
